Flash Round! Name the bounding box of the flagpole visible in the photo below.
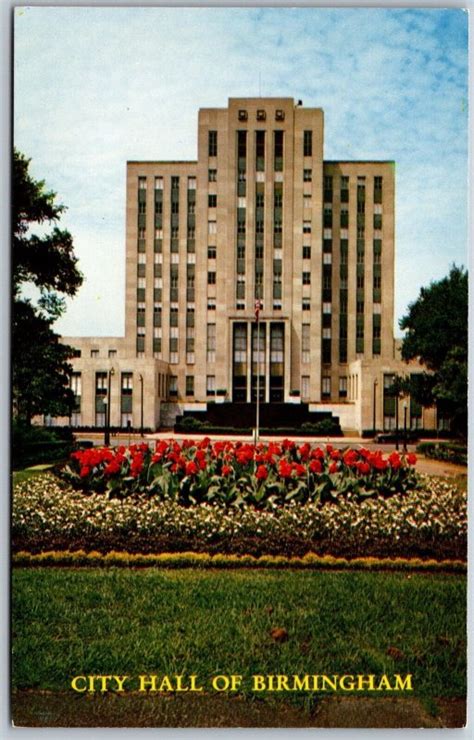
[255,299,262,443]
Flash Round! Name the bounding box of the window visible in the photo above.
[323,207,332,228]
[208,220,217,234]
[170,307,178,327]
[322,376,331,398]
[256,130,265,171]
[302,272,311,285]
[374,176,383,203]
[208,130,218,157]
[302,298,311,311]
[374,275,382,289]
[208,246,217,259]
[185,376,194,396]
[374,213,382,229]
[302,324,310,364]
[206,375,216,396]
[70,372,81,396]
[208,169,217,182]
[138,176,147,190]
[323,302,332,314]
[275,109,285,121]
[256,109,266,121]
[91,349,99,358]
[304,169,312,182]
[303,220,311,234]
[137,306,146,327]
[339,376,347,398]
[207,299,216,310]
[274,130,284,171]
[303,246,311,259]
[207,323,216,363]
[340,208,349,228]
[169,375,178,397]
[273,275,282,299]
[153,305,162,327]
[304,194,312,209]
[208,271,216,285]
[303,130,312,157]
[208,194,217,208]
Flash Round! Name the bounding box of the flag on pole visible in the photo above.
[255,299,262,320]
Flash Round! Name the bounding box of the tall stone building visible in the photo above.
[62,97,436,434]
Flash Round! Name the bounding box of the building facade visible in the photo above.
[62,97,436,434]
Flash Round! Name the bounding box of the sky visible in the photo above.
[14,6,468,338]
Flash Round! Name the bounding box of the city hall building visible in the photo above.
[62,97,436,434]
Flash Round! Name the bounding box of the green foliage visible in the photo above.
[400,265,467,435]
[300,419,339,434]
[12,421,74,469]
[12,150,82,297]
[417,442,467,467]
[12,473,467,560]
[12,150,83,424]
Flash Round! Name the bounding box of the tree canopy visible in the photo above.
[400,265,467,435]
[12,150,83,425]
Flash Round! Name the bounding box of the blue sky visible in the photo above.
[14,6,468,337]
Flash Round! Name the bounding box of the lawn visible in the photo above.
[12,568,466,702]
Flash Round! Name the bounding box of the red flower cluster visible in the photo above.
[70,439,416,483]
[66,439,418,505]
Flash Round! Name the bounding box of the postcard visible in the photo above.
[11,5,468,730]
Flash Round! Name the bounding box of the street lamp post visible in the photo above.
[104,367,115,446]
[138,373,144,438]
[403,400,408,452]
[373,378,378,437]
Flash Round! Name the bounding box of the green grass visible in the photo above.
[12,568,466,702]
[12,467,53,485]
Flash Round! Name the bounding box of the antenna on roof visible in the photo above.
[259,72,262,97]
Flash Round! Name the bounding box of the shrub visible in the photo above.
[12,422,74,469]
[300,419,340,435]
[417,442,467,466]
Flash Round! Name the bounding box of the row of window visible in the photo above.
[209,129,314,159]
[140,172,383,192]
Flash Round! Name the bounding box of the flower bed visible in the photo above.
[12,473,466,560]
[63,440,418,508]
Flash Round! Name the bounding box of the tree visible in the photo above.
[12,150,83,425]
[400,266,467,435]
